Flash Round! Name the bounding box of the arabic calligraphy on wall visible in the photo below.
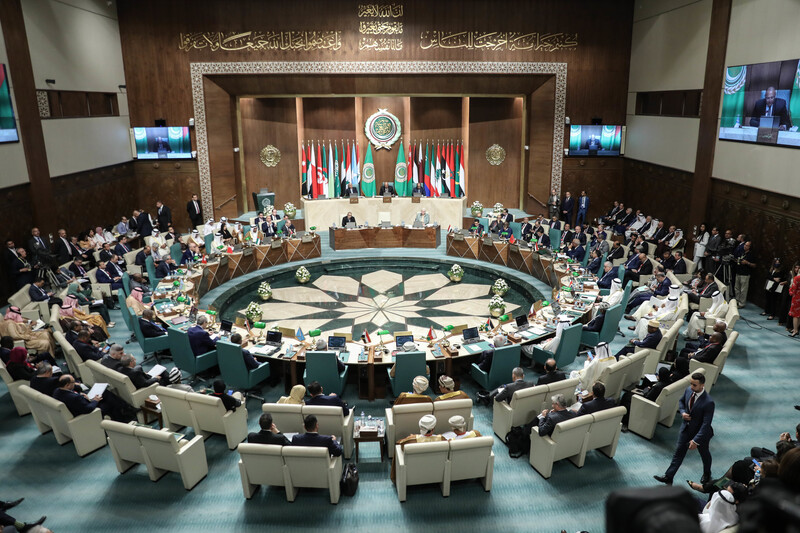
[178,31,342,52]
[357,3,403,18]
[420,31,578,52]
[359,21,403,35]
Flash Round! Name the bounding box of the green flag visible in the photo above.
[790,60,800,129]
[394,140,408,196]
[569,125,581,151]
[333,142,340,198]
[721,65,746,128]
[361,144,376,197]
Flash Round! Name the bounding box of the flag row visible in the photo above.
[299,140,466,198]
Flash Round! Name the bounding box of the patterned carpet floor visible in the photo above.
[2,237,798,532]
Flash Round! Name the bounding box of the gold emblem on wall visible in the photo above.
[260,145,281,167]
[486,144,506,166]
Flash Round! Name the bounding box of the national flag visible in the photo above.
[721,65,747,128]
[353,141,360,187]
[447,142,455,196]
[485,317,493,329]
[434,143,442,197]
[350,140,357,186]
[509,234,516,245]
[423,142,433,196]
[345,140,352,187]
[300,143,308,196]
[529,302,536,316]
[446,224,451,233]
[226,245,233,253]
[407,142,415,188]
[426,326,434,341]
[394,140,408,196]
[440,143,450,197]
[296,327,305,341]
[363,328,371,343]
[791,60,800,130]
[569,125,582,151]
[332,142,340,198]
[457,142,465,197]
[340,141,348,193]
[416,141,423,189]
[320,143,329,198]
[361,143,376,197]
[309,143,317,198]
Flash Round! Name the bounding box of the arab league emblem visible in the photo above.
[363,161,375,183]
[365,108,401,150]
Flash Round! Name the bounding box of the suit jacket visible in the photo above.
[28,284,49,302]
[637,259,653,276]
[583,313,605,332]
[248,430,291,446]
[135,251,147,266]
[212,391,241,411]
[343,186,359,197]
[120,364,159,389]
[705,234,721,254]
[520,223,533,240]
[494,379,531,404]
[341,215,356,226]
[74,340,103,362]
[28,235,50,260]
[566,245,585,262]
[65,329,78,345]
[99,249,113,263]
[677,389,714,445]
[698,282,718,298]
[607,246,624,261]
[139,317,167,338]
[587,257,601,275]
[549,220,561,230]
[156,205,172,231]
[54,238,73,264]
[155,262,171,278]
[30,375,60,396]
[469,222,484,234]
[180,249,194,265]
[379,184,396,196]
[649,227,668,242]
[501,212,513,224]
[306,394,349,416]
[562,197,575,215]
[53,387,99,417]
[576,397,616,416]
[107,261,124,279]
[672,258,687,274]
[242,348,260,371]
[96,269,122,289]
[693,342,723,364]
[749,97,791,127]
[187,199,203,221]
[136,212,154,237]
[633,329,663,349]
[292,432,343,456]
[537,371,566,386]
[538,408,577,437]
[101,355,123,371]
[577,196,590,212]
[187,325,216,356]
[538,234,551,247]
[69,262,88,278]
[597,269,617,289]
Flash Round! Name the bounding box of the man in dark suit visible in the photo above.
[671,251,687,274]
[520,217,533,242]
[114,236,132,259]
[565,239,585,262]
[547,188,560,219]
[500,208,513,224]
[624,253,652,286]
[535,228,550,248]
[537,358,566,385]
[155,257,178,278]
[119,353,161,389]
[411,182,424,196]
[155,201,172,232]
[615,320,663,359]
[98,243,113,264]
[625,272,669,314]
[549,216,561,230]
[597,262,617,289]
[261,220,277,238]
[74,331,104,362]
[230,332,261,371]
[292,414,343,456]
[27,227,50,264]
[576,381,616,416]
[529,393,577,437]
[139,309,167,338]
[576,190,590,228]
[468,218,484,235]
[561,191,574,224]
[688,273,719,305]
[30,363,61,396]
[134,209,153,238]
[305,380,349,415]
[96,262,123,291]
[607,241,624,262]
[341,212,356,227]
[749,87,792,130]
[135,246,151,268]
[211,379,242,411]
[647,221,668,244]
[28,278,59,305]
[379,182,396,196]
[493,367,531,404]
[101,344,125,371]
[54,229,74,264]
[685,332,724,365]
[187,314,217,356]
[583,305,607,332]
[248,413,291,445]
[53,373,136,422]
[68,257,88,278]
[343,184,360,197]
[187,194,203,228]
[655,372,715,484]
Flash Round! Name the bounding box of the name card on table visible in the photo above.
[270,239,282,249]
[411,196,420,204]
[453,233,465,241]
[350,197,359,204]
[509,244,520,253]
[383,196,392,203]
[482,237,494,246]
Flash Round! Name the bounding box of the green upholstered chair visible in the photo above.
[580,248,590,267]
[118,292,132,331]
[145,256,162,290]
[386,351,427,396]
[549,228,561,251]
[580,303,624,348]
[170,242,182,263]
[303,351,349,396]
[530,323,582,367]
[203,233,214,251]
[121,272,131,296]
[130,306,170,362]
[167,327,217,383]
[216,340,271,399]
[470,344,521,390]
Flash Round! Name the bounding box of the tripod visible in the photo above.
[714,260,733,289]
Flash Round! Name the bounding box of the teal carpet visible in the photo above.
[2,237,799,532]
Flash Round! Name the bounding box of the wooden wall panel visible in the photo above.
[0,184,35,303]
[361,96,407,185]
[204,77,239,219]
[240,98,300,210]
[561,158,623,227]
[527,77,555,215]
[467,97,521,208]
[134,160,201,233]
[622,159,693,225]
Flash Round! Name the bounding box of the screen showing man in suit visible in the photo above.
[749,86,791,130]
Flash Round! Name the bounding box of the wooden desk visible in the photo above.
[329,226,440,250]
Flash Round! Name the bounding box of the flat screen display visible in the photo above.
[568,125,623,156]
[132,126,192,159]
[0,64,19,144]
[266,330,282,343]
[394,335,413,348]
[328,336,346,349]
[461,327,479,341]
[719,59,800,148]
[515,315,528,327]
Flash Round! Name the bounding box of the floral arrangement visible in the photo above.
[492,202,504,214]
[470,201,484,217]
[448,264,464,282]
[284,202,297,219]
[492,278,509,296]
[257,281,272,300]
[295,266,311,283]
[488,295,506,315]
[245,301,263,322]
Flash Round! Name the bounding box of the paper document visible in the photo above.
[88,383,108,398]
[765,281,775,291]
[463,344,483,354]
[776,284,784,294]
[147,364,166,377]
[644,374,657,383]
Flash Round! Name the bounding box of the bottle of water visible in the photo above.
[359,410,365,431]
[734,115,741,128]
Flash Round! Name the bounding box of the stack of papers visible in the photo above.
[88,383,108,398]
[147,364,166,378]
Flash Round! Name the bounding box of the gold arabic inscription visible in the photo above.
[178,31,342,52]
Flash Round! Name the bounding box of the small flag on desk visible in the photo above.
[296,327,305,341]
[509,234,516,244]
[486,317,493,329]
[426,326,434,341]
[226,245,233,253]
[447,225,451,233]
[529,302,536,316]
[363,329,372,343]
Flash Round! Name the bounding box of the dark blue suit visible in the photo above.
[576,195,590,227]
[114,243,131,257]
[587,257,601,275]
[616,328,662,359]
[626,278,670,312]
[53,387,99,417]
[561,196,575,224]
[566,245,585,262]
[664,388,714,481]
[139,317,167,338]
[576,396,615,416]
[187,325,216,356]
[28,284,49,302]
[242,348,259,371]
[136,211,153,238]
[74,340,103,362]
[597,269,616,289]
[306,394,349,416]
[583,313,605,332]
[535,408,577,437]
[549,220,561,230]
[180,249,194,265]
[292,432,343,457]
[96,268,123,290]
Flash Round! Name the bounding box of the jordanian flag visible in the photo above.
[721,65,746,128]
[361,144,376,197]
[394,140,408,196]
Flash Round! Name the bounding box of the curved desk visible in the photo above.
[329,225,441,250]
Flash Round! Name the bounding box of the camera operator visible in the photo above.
[733,241,756,308]
[717,229,737,287]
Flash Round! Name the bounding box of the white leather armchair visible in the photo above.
[575,406,626,467]
[188,393,248,450]
[447,436,494,494]
[237,443,288,499]
[86,360,156,424]
[282,445,342,504]
[395,440,450,502]
[385,403,434,458]
[261,403,304,434]
[302,405,354,460]
[628,369,704,439]
[492,384,546,439]
[102,419,148,474]
[136,425,208,490]
[0,358,31,416]
[690,331,738,392]
[432,398,474,435]
[529,415,593,479]
[155,385,194,431]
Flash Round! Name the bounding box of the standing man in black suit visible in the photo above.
[248,413,291,445]
[292,414,343,456]
[155,201,172,232]
[27,227,50,264]
[547,188,560,219]
[133,209,153,238]
[493,367,531,403]
[54,229,73,264]
[10,248,35,288]
[186,194,203,228]
[575,381,616,415]
[655,372,715,485]
[528,393,577,437]
[561,191,574,225]
[749,86,792,130]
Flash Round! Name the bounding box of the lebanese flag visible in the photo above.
[363,328,371,343]
[309,143,317,198]
[426,326,434,341]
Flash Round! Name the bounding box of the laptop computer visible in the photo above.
[380,221,392,229]
[759,116,777,129]
[515,314,529,331]
[328,335,348,357]
[394,334,414,349]
[264,330,283,347]
[412,219,424,228]
[461,327,480,345]
[219,319,233,337]
[346,222,356,229]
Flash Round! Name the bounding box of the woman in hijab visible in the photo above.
[277,384,306,404]
[0,307,55,354]
[59,291,110,336]
[66,282,111,324]
[670,356,691,383]
[692,224,709,273]
[126,286,151,316]
[687,291,728,339]
[603,278,625,306]
[6,347,36,381]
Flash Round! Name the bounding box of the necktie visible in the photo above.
[766,105,772,117]
[688,392,696,411]
[38,237,44,247]
[194,201,199,213]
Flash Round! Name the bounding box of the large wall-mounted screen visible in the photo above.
[132,126,192,159]
[0,64,19,144]
[567,125,624,156]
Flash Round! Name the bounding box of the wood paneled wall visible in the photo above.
[560,157,624,225]
[623,158,800,308]
[133,160,201,233]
